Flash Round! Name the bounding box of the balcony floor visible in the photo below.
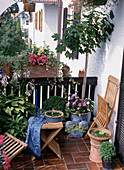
[11,131,124,170]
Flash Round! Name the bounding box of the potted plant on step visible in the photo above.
[99,141,116,170]
[87,128,113,163]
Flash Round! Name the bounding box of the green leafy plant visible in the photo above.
[0,12,27,56]
[0,94,35,141]
[99,141,116,161]
[46,112,62,117]
[90,130,110,138]
[43,96,66,112]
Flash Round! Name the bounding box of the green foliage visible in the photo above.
[0,94,35,141]
[43,96,66,115]
[90,130,110,137]
[0,12,27,56]
[99,141,116,161]
[65,124,88,134]
[43,96,66,112]
[52,10,114,59]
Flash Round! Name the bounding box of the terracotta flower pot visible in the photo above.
[3,63,12,78]
[87,128,113,163]
[24,3,35,12]
[62,65,70,77]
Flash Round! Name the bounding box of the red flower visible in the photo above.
[0,135,4,145]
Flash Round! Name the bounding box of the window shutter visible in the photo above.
[39,11,41,30]
[40,9,43,32]
[67,5,71,20]
[63,8,67,36]
[35,12,38,30]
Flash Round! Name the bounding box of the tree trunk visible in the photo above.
[82,52,89,100]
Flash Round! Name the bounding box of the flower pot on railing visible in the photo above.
[23,0,28,3]
[22,65,57,78]
[24,3,35,12]
[62,65,70,77]
[3,63,12,78]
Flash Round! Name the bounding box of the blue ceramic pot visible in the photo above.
[45,110,63,123]
[70,112,91,123]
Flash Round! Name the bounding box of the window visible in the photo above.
[26,20,29,25]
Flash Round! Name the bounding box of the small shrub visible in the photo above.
[99,141,116,161]
[43,96,66,118]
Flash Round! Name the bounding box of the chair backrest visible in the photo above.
[2,133,28,161]
[96,94,109,128]
[104,75,120,123]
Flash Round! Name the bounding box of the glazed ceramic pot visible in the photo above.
[45,110,63,123]
[70,112,91,123]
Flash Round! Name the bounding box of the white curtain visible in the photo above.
[0,0,17,15]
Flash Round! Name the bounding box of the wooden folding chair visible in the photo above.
[85,75,120,138]
[1,132,28,161]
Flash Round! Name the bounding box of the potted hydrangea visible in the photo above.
[65,91,94,123]
[65,118,88,138]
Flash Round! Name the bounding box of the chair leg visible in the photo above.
[85,121,97,139]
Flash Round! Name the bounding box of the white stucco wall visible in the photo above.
[61,0,124,142]
[28,3,58,49]
[87,0,124,142]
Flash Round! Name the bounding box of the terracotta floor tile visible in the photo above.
[23,168,34,170]
[43,154,60,160]
[56,164,67,170]
[13,156,31,162]
[13,168,23,170]
[12,161,34,169]
[72,151,90,158]
[61,147,79,153]
[67,163,87,169]
[66,136,83,143]
[86,162,99,170]
[34,159,44,166]
[77,143,88,152]
[44,159,64,166]
[60,143,78,149]
[97,162,102,167]
[35,166,56,170]
[99,167,103,170]
[63,153,74,164]
[74,156,92,163]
